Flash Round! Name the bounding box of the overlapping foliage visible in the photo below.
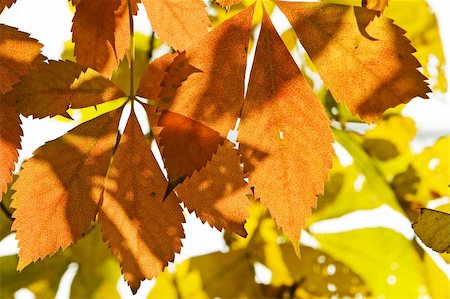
[0,0,448,297]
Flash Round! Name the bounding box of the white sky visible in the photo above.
[0,1,449,298]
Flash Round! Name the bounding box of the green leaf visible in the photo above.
[314,228,427,298]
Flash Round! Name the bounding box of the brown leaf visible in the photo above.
[0,0,16,13]
[158,52,201,105]
[141,0,210,51]
[412,208,450,253]
[157,110,225,180]
[238,10,333,254]
[72,0,131,77]
[0,99,21,195]
[156,5,254,137]
[277,1,430,121]
[99,111,184,293]
[11,109,121,270]
[136,53,177,104]
[4,60,125,118]
[0,24,45,94]
[176,141,250,237]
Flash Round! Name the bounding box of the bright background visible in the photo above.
[0,1,449,298]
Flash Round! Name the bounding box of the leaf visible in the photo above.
[70,226,121,299]
[99,111,184,293]
[277,1,430,121]
[141,0,210,51]
[11,109,121,270]
[315,228,427,298]
[409,136,450,204]
[148,250,261,299]
[72,0,131,77]
[363,0,389,12]
[0,254,70,299]
[0,100,21,194]
[0,24,45,94]
[3,60,126,118]
[216,0,242,8]
[238,9,333,254]
[176,141,250,236]
[136,53,177,105]
[0,226,121,299]
[384,0,446,91]
[157,110,225,180]
[267,245,370,297]
[0,0,16,13]
[412,208,450,253]
[151,5,254,137]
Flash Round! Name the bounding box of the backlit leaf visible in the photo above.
[176,141,250,237]
[153,5,254,136]
[99,111,184,293]
[11,109,121,270]
[72,0,132,77]
[278,1,430,121]
[315,228,427,298]
[0,24,45,94]
[238,9,333,254]
[3,60,126,118]
[142,0,210,51]
[0,0,16,13]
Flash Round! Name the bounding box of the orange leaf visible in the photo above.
[238,10,333,254]
[176,141,250,237]
[0,0,15,12]
[158,52,201,106]
[99,112,184,293]
[136,53,177,104]
[4,60,125,118]
[141,0,210,51]
[72,0,131,77]
[0,24,45,94]
[11,109,121,270]
[157,110,225,181]
[277,1,430,121]
[0,99,21,195]
[155,5,254,137]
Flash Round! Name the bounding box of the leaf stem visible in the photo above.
[127,0,135,102]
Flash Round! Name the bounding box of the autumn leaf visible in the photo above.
[0,24,45,94]
[141,0,210,51]
[0,0,16,13]
[238,9,333,254]
[146,5,254,136]
[176,141,250,237]
[99,111,184,293]
[277,1,430,121]
[11,109,121,270]
[72,0,133,77]
[412,208,450,253]
[0,25,45,194]
[0,100,20,195]
[3,60,126,118]
[156,110,225,181]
